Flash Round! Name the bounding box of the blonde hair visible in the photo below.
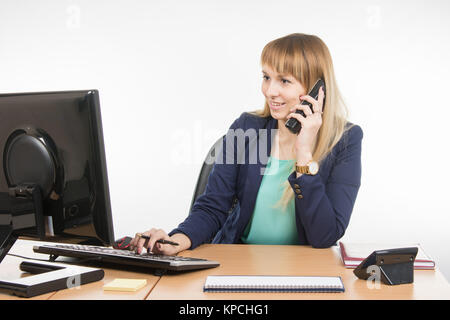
[252,33,350,208]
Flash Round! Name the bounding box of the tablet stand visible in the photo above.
[0,260,104,298]
[353,247,418,285]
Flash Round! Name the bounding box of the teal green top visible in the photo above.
[240,156,299,245]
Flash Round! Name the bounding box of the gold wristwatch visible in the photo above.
[295,160,319,175]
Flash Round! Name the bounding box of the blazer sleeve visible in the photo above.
[287,124,363,248]
[168,113,247,249]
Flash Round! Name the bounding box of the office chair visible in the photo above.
[188,135,239,244]
[189,135,224,212]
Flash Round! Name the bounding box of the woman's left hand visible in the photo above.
[286,86,325,164]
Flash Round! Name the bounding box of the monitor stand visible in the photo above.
[0,259,104,298]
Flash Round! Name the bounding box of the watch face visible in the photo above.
[309,161,319,175]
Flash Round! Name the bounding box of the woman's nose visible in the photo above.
[265,81,280,97]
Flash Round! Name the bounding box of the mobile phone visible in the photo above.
[285,79,326,134]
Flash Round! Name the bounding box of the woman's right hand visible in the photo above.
[129,228,191,256]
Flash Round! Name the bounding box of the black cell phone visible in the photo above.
[285,78,326,134]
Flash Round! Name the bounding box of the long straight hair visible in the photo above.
[252,33,350,208]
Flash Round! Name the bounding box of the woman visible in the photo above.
[131,33,363,255]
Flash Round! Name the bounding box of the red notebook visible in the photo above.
[339,242,435,270]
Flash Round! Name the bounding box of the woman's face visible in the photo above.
[261,64,306,121]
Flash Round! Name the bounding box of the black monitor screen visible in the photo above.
[0,90,114,246]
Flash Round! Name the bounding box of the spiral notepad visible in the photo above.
[203,275,345,293]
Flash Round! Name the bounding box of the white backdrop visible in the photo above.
[1,0,449,282]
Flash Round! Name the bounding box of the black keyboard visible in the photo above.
[33,244,220,273]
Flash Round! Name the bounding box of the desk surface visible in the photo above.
[148,243,450,300]
[1,240,449,300]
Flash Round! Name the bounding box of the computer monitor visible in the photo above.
[0,90,115,262]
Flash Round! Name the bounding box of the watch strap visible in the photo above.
[295,164,310,174]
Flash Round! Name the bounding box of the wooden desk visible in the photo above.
[0,239,160,300]
[1,240,449,300]
[148,244,450,300]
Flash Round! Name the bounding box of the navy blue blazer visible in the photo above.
[169,112,363,249]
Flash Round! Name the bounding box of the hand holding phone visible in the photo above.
[285,79,326,134]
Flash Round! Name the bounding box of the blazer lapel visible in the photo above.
[236,117,278,237]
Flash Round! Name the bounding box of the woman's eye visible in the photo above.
[262,75,290,84]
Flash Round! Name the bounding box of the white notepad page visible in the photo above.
[204,275,344,289]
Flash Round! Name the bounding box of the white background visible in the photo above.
[1,0,449,282]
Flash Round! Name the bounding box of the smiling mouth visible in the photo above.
[269,102,286,109]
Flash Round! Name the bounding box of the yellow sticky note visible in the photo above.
[103,278,147,292]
